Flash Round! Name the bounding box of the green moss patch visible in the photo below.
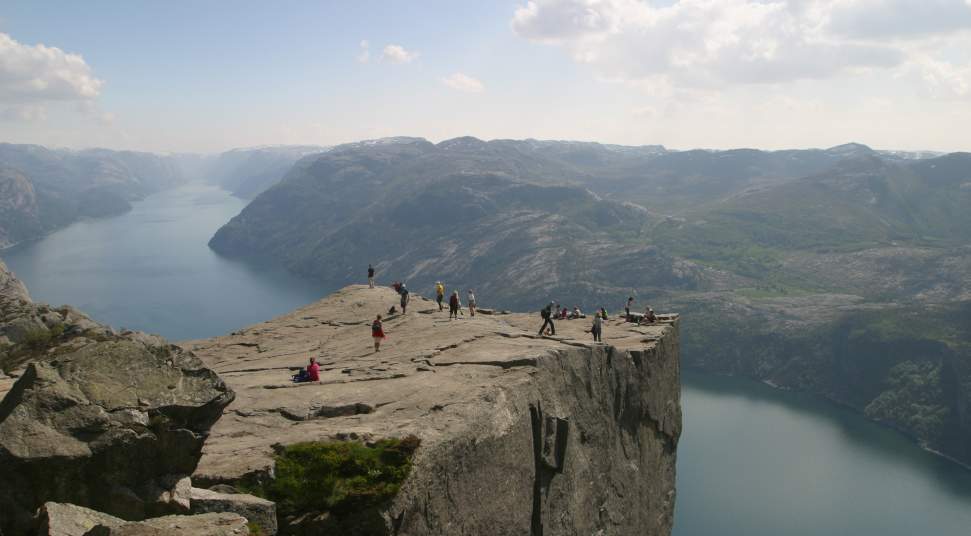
[243,436,420,535]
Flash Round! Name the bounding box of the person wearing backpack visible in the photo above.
[449,291,461,320]
[399,283,410,314]
[538,301,556,336]
[591,312,603,342]
[372,314,385,352]
[436,281,446,311]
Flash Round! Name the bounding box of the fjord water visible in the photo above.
[5,185,971,535]
[3,183,329,341]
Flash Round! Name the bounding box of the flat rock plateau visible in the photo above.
[185,285,682,535]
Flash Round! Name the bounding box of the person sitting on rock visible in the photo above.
[292,357,320,383]
[538,302,556,336]
[372,314,386,352]
[449,291,461,320]
[570,306,583,319]
[436,281,446,311]
[640,307,657,324]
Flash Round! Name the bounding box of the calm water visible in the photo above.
[5,185,971,534]
[3,183,329,341]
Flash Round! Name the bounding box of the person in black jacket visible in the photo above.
[538,301,556,336]
[367,264,375,288]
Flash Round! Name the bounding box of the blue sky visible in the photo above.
[2,1,970,153]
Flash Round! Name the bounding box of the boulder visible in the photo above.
[0,340,235,534]
[35,502,126,536]
[87,512,250,536]
[190,487,277,535]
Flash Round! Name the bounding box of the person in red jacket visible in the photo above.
[372,314,386,352]
[307,356,320,382]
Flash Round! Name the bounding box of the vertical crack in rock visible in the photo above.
[530,403,570,536]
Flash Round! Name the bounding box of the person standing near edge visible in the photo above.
[436,281,446,311]
[467,289,477,317]
[399,283,410,313]
[372,314,385,352]
[625,296,634,321]
[368,264,375,288]
[449,291,461,320]
[591,312,603,342]
[539,301,556,336]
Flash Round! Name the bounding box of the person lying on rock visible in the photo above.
[292,356,320,383]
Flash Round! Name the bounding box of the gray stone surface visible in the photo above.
[190,487,276,535]
[88,512,250,535]
[0,263,236,535]
[185,285,682,535]
[35,502,126,536]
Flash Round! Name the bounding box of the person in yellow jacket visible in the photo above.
[435,281,446,311]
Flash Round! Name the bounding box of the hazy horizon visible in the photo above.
[2,1,971,154]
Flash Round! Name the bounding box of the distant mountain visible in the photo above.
[210,135,971,465]
[202,145,327,199]
[0,143,187,248]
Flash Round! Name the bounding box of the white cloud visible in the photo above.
[381,44,418,64]
[442,72,485,92]
[0,32,103,103]
[511,0,971,89]
[1,104,47,122]
[357,40,370,63]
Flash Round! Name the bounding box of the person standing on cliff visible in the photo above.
[399,283,410,314]
[591,311,603,342]
[467,289,477,317]
[539,301,556,336]
[372,314,385,352]
[625,296,634,321]
[449,291,461,320]
[435,281,446,311]
[368,264,375,288]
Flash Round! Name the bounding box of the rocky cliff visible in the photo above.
[0,261,236,535]
[184,285,682,535]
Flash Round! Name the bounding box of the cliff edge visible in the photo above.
[184,285,682,535]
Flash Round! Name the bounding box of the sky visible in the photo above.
[1,0,970,153]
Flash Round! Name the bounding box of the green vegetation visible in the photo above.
[242,436,420,535]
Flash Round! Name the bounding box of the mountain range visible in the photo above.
[208,136,971,465]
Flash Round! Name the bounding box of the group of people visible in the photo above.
[292,266,662,382]
[539,302,610,342]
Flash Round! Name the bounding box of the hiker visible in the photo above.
[368,264,375,288]
[600,307,608,320]
[538,302,556,336]
[436,281,446,311]
[449,291,461,320]
[641,307,657,325]
[467,289,477,317]
[625,296,634,321]
[399,283,410,314]
[292,356,320,383]
[591,311,603,342]
[372,314,385,352]
[392,281,402,294]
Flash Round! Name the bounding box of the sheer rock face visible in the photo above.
[0,262,235,535]
[185,285,681,536]
[36,503,250,536]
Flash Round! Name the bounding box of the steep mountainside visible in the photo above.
[0,143,187,248]
[202,145,327,199]
[209,136,971,466]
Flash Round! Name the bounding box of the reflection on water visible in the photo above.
[4,183,330,341]
[675,369,971,536]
